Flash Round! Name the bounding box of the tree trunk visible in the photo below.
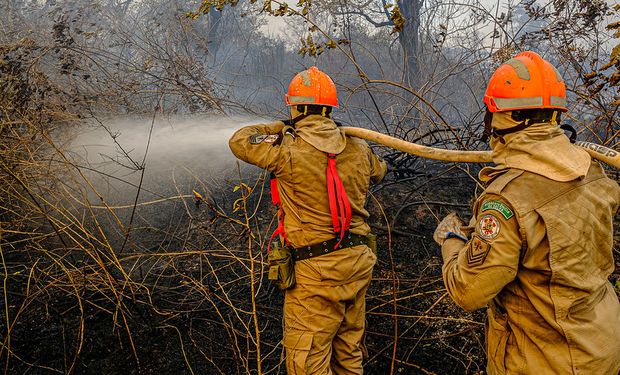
[397,0,423,84]
[207,9,223,60]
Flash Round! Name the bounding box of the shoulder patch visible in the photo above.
[478,214,500,240]
[467,236,491,266]
[250,134,280,144]
[481,200,514,220]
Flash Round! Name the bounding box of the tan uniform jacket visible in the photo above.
[230,116,387,373]
[442,162,620,374]
[229,115,387,283]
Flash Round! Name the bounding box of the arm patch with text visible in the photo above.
[481,200,514,220]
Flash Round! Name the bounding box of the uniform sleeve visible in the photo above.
[369,148,387,184]
[441,194,521,311]
[228,122,287,173]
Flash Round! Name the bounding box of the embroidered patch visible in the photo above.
[250,134,280,144]
[481,200,514,220]
[263,134,280,144]
[467,236,491,266]
[478,214,500,240]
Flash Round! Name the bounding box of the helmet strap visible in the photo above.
[481,109,493,142]
[491,119,531,144]
[490,109,562,144]
[296,105,332,117]
[560,124,577,143]
[286,105,333,126]
[286,113,309,126]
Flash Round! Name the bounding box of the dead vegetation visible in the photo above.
[1,0,619,374]
[0,114,488,373]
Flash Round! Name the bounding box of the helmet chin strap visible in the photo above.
[560,124,577,143]
[482,110,493,142]
[286,113,309,126]
[482,109,528,144]
[491,118,532,144]
[285,105,332,126]
[486,110,565,144]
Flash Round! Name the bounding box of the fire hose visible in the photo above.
[341,127,620,170]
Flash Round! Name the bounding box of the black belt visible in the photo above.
[292,232,369,261]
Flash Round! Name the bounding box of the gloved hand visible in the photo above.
[433,212,467,245]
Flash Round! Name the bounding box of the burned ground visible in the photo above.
[2,1,618,372]
[2,164,482,374]
[3,155,618,374]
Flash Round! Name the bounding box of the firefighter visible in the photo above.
[229,66,387,374]
[433,51,620,374]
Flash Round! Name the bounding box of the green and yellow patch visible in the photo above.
[481,200,514,220]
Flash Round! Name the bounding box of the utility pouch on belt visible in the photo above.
[267,240,295,290]
[367,233,377,256]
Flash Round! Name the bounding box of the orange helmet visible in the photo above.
[483,51,567,113]
[285,66,338,108]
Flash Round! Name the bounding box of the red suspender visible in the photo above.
[326,153,351,249]
[268,175,288,252]
[269,154,352,252]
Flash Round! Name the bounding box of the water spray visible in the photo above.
[341,127,620,169]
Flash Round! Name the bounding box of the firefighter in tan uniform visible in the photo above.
[433,51,620,374]
[229,66,387,374]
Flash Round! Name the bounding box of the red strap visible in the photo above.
[269,155,352,252]
[270,177,280,205]
[268,176,288,252]
[326,159,340,232]
[326,154,352,249]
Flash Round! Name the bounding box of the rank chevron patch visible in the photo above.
[467,236,491,266]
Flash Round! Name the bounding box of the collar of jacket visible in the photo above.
[479,112,590,183]
[294,114,346,154]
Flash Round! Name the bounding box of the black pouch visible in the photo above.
[268,241,295,290]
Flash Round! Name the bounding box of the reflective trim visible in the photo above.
[288,95,315,103]
[505,58,530,80]
[494,96,542,109]
[552,66,564,82]
[300,71,312,86]
[550,96,567,108]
